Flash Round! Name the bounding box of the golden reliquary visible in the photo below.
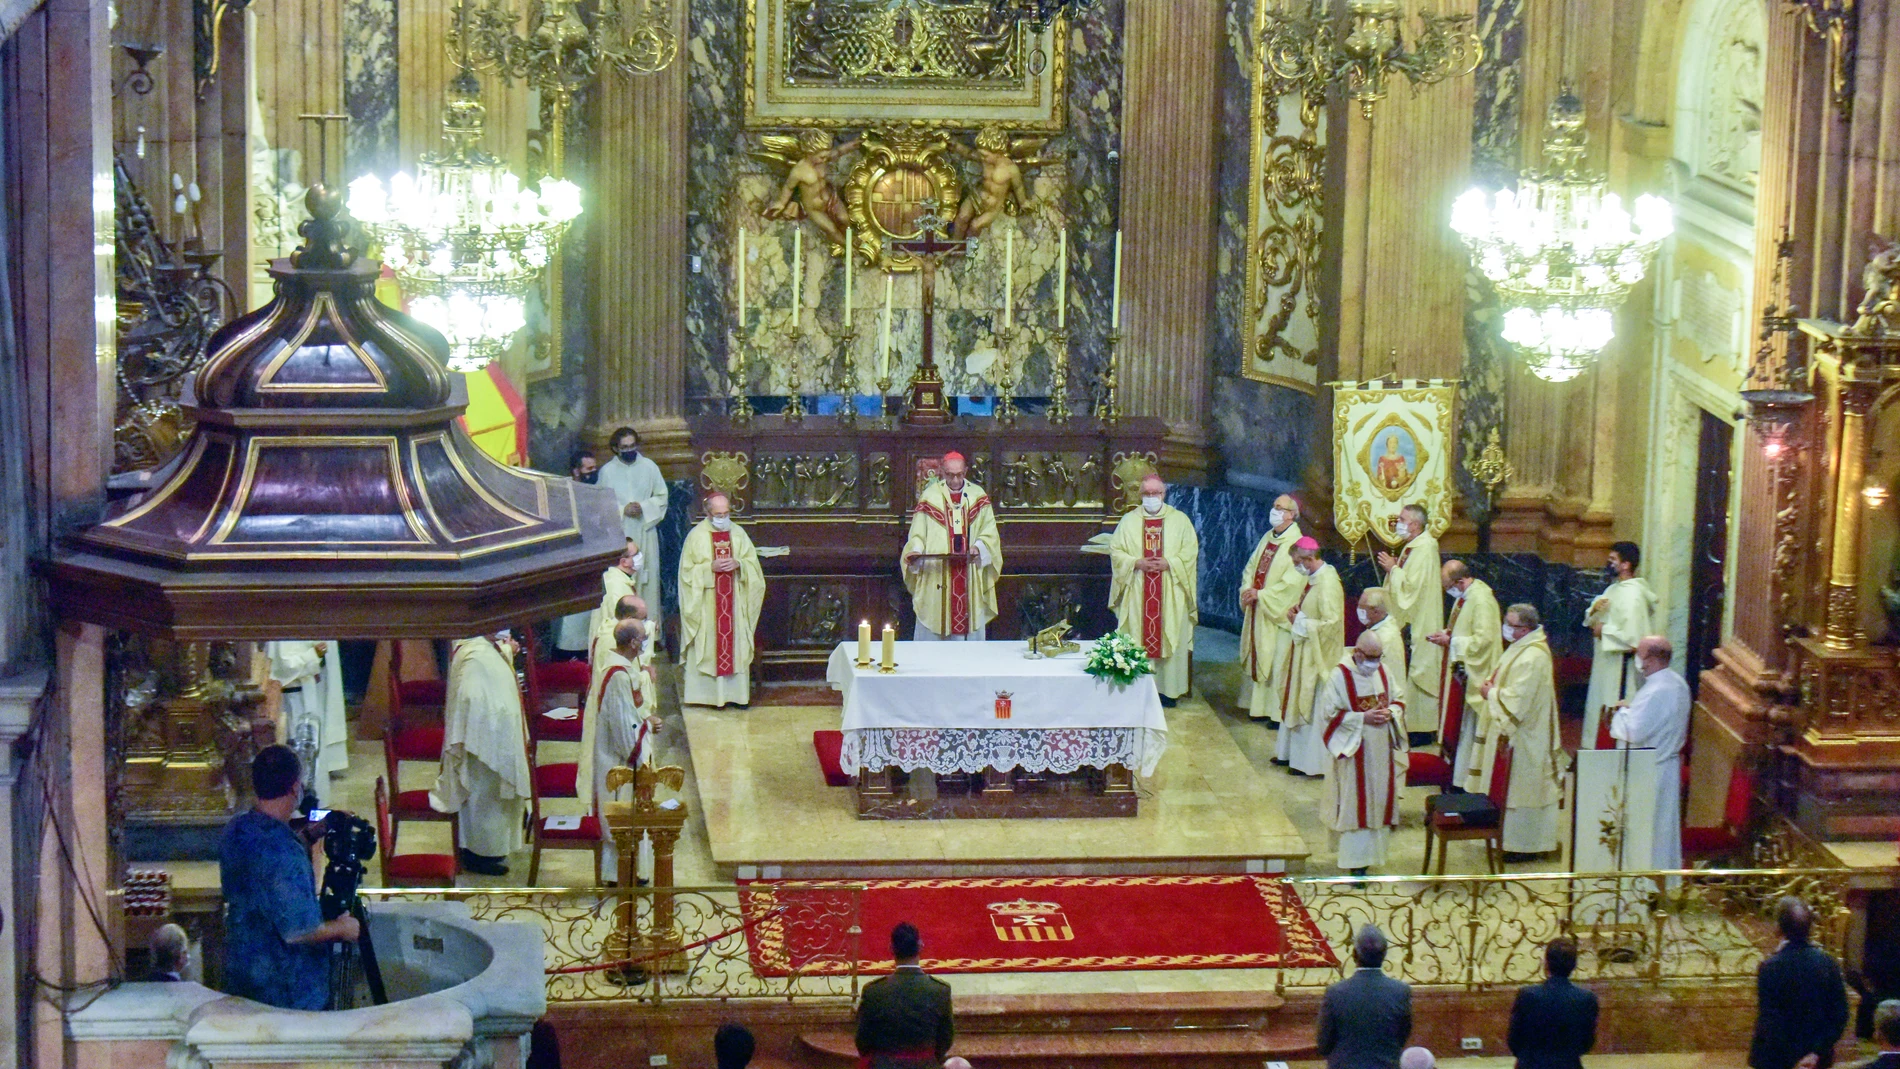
[1025,620,1081,659]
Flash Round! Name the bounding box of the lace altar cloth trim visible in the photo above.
[841,727,1167,777]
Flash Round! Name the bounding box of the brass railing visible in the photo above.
[1275,868,1860,992]
[361,884,865,1004]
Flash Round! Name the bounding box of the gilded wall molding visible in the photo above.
[1241,25,1325,395]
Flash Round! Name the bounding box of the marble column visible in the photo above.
[0,671,47,1069]
[1118,0,1221,479]
[588,6,691,473]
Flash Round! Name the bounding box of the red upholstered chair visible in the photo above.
[375,777,459,887]
[1682,761,1758,862]
[1422,743,1512,875]
[522,702,603,886]
[1407,670,1466,790]
[390,640,447,716]
[384,660,455,846]
[523,629,589,744]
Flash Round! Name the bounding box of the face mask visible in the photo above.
[1449,584,1466,600]
[1502,624,1523,642]
[1142,495,1163,515]
[711,515,732,532]
[1270,508,1288,528]
[617,448,640,464]
[1356,607,1369,626]
[629,552,644,572]
[576,470,598,484]
[1604,563,1619,582]
[1353,656,1378,676]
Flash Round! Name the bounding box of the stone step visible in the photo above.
[951,991,1287,1034]
[800,1024,1316,1068]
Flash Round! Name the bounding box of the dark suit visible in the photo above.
[1750,940,1850,1069]
[1507,976,1599,1069]
[1317,965,1413,1069]
[855,965,954,1068]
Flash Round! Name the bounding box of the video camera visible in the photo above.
[310,809,377,921]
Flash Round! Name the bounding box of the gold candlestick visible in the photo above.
[1048,327,1071,424]
[784,310,806,422]
[876,370,896,429]
[1100,329,1122,424]
[994,324,1018,426]
[835,324,859,428]
[729,326,754,425]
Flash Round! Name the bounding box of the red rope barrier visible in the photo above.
[545,904,795,975]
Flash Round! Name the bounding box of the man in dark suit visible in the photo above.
[1317,925,1413,1069]
[1751,897,1850,1069]
[1847,1000,1900,1069]
[147,923,189,982]
[1508,937,1599,1069]
[855,922,954,1069]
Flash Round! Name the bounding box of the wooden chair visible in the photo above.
[522,700,604,885]
[1406,669,1467,790]
[1422,744,1513,874]
[375,777,459,887]
[384,662,457,851]
[524,628,589,744]
[1682,761,1758,863]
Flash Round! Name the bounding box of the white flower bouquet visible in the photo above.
[1085,630,1153,687]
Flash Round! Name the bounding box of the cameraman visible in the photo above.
[219,745,360,1010]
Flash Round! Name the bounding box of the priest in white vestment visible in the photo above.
[901,452,1003,640]
[1473,604,1565,859]
[579,620,659,878]
[1427,560,1502,778]
[266,641,347,804]
[1375,504,1444,738]
[597,426,668,621]
[555,450,603,655]
[1584,541,1659,749]
[587,544,640,665]
[432,633,534,875]
[1108,474,1200,703]
[1319,631,1407,875]
[679,493,766,708]
[1277,538,1344,776]
[1237,494,1305,721]
[1609,635,1691,871]
[1358,587,1409,688]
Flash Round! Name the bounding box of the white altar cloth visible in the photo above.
[825,640,1169,777]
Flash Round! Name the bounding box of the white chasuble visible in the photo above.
[1277,563,1344,776]
[1319,658,1407,868]
[597,453,669,615]
[1237,522,1304,719]
[679,519,766,707]
[1385,533,1443,705]
[1583,576,1659,749]
[433,638,533,858]
[901,480,1003,639]
[1472,626,1565,853]
[1108,505,1199,699]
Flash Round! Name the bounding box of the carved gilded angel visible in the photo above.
[950,125,1058,239]
[755,130,862,247]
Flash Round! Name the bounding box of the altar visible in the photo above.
[825,639,1168,819]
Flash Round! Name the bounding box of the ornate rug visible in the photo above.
[737,875,1338,975]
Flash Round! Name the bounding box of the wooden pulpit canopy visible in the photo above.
[42,187,623,640]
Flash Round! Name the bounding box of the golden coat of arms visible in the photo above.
[987,898,1074,942]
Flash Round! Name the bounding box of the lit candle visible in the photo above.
[791,226,803,326]
[1110,229,1123,330]
[857,619,872,664]
[737,227,747,329]
[1057,230,1067,329]
[880,622,896,670]
[843,227,853,328]
[879,273,894,379]
[1004,229,1014,329]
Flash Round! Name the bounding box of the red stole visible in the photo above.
[1239,534,1285,681]
[711,530,736,675]
[1141,517,1165,659]
[1438,596,1466,729]
[945,492,971,635]
[1325,664,1398,829]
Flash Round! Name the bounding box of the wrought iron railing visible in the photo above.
[364,867,1871,1002]
[1275,867,1860,992]
[360,884,865,1004]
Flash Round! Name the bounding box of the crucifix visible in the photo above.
[887,200,967,426]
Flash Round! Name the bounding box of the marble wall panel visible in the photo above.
[343,0,400,179]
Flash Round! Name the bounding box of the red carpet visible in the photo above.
[738,876,1338,975]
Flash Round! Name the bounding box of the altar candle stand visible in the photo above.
[879,623,896,673]
[1048,327,1071,424]
[995,325,1019,426]
[856,620,872,667]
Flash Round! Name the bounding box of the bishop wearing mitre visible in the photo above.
[679,493,766,708]
[1319,631,1407,875]
[1237,494,1306,722]
[1473,604,1566,860]
[578,619,659,878]
[1375,503,1443,739]
[432,631,534,876]
[1583,541,1658,749]
[588,541,640,665]
[1108,473,1200,704]
[902,452,1003,640]
[1426,559,1502,777]
[1277,538,1345,777]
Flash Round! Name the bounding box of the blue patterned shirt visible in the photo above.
[218,810,330,1010]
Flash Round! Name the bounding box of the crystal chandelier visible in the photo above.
[1262,0,1482,119]
[1451,87,1673,382]
[346,73,581,373]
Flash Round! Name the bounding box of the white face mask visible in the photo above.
[711,515,732,532]
[1449,583,1465,600]
[1356,607,1369,626]
[1502,624,1523,642]
[1353,656,1378,676]
[1270,508,1289,528]
[1141,495,1163,515]
[629,552,644,573]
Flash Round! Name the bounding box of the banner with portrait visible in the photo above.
[1329,379,1458,548]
